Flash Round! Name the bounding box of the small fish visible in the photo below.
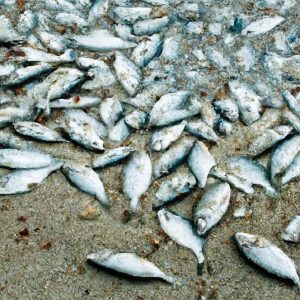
[186,120,219,143]
[283,90,300,118]
[124,110,148,129]
[123,151,152,212]
[133,16,170,36]
[188,141,216,188]
[269,135,300,184]
[62,162,110,207]
[281,215,300,243]
[155,171,196,207]
[284,110,300,133]
[0,107,34,128]
[88,0,109,25]
[115,24,139,43]
[0,15,24,44]
[17,10,38,36]
[0,160,62,195]
[205,46,231,71]
[216,118,233,136]
[213,98,239,123]
[87,249,175,283]
[14,121,67,142]
[111,7,152,25]
[50,96,101,109]
[151,121,186,151]
[229,81,262,125]
[234,232,300,291]
[194,182,230,236]
[158,208,206,265]
[160,36,180,61]
[0,131,34,150]
[249,125,293,157]
[92,146,134,168]
[0,149,53,169]
[113,52,141,96]
[235,44,256,72]
[199,101,217,128]
[131,34,162,67]
[281,153,300,186]
[38,31,70,54]
[63,109,105,151]
[154,136,195,178]
[55,13,88,28]
[72,30,137,51]
[108,118,131,143]
[241,16,285,36]
[99,98,123,128]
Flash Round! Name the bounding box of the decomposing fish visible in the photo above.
[281,215,300,243]
[0,107,35,128]
[62,162,110,207]
[158,208,206,265]
[154,136,195,178]
[17,10,38,36]
[0,160,62,195]
[188,141,216,188]
[124,110,148,129]
[186,120,219,143]
[92,146,134,168]
[194,182,230,236]
[283,90,300,118]
[111,7,152,25]
[38,31,70,54]
[284,110,300,133]
[155,171,196,207]
[281,152,300,186]
[0,15,24,44]
[99,98,123,128]
[50,96,101,109]
[133,17,170,36]
[213,99,239,123]
[0,131,34,150]
[0,149,53,169]
[234,232,300,291]
[151,121,186,151]
[249,125,293,157]
[55,13,88,28]
[87,249,175,283]
[14,121,66,142]
[108,118,131,143]
[123,151,152,212]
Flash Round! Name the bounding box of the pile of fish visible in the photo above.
[0,0,300,293]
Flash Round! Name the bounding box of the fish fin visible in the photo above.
[161,274,176,284]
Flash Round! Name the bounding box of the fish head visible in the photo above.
[196,218,207,236]
[234,232,270,249]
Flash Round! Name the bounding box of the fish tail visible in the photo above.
[161,274,176,284]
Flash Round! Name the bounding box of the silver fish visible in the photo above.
[281,215,300,243]
[234,232,300,291]
[99,98,123,128]
[124,110,147,129]
[284,110,300,133]
[194,182,230,236]
[72,30,136,51]
[55,13,88,28]
[158,208,205,265]
[155,171,196,207]
[111,7,152,25]
[0,107,34,128]
[113,52,141,96]
[281,152,300,186]
[249,125,293,157]
[0,149,53,169]
[87,249,175,283]
[14,121,66,142]
[160,36,180,61]
[133,16,170,36]
[283,90,300,118]
[62,161,110,207]
[154,136,195,178]
[0,15,24,44]
[213,98,239,123]
[216,118,233,136]
[83,66,117,90]
[188,141,216,188]
[92,146,134,168]
[123,151,152,212]
[50,96,101,109]
[17,10,38,36]
[38,31,70,54]
[0,160,62,195]
[108,118,131,143]
[270,135,300,184]
[186,120,219,143]
[0,131,34,150]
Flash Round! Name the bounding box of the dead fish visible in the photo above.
[87,249,175,283]
[213,98,239,122]
[188,141,216,188]
[133,17,170,36]
[0,149,53,169]
[83,66,117,90]
[229,81,262,125]
[111,7,152,25]
[281,215,300,243]
[235,44,256,72]
[17,10,38,36]
[14,121,66,142]
[113,52,141,96]
[72,30,137,51]
[131,34,162,67]
[92,146,134,168]
[186,120,219,143]
[0,131,34,150]
[281,152,300,186]
[160,36,180,61]
[284,110,300,133]
[155,171,196,207]
[76,57,109,69]
[99,98,123,128]
[0,15,24,44]
[216,118,233,136]
[151,121,186,151]
[124,110,148,129]
[50,96,101,109]
[0,107,34,128]
[199,101,216,128]
[108,118,132,143]
[234,232,300,291]
[158,208,206,265]
[63,109,105,151]
[123,151,152,212]
[194,182,230,236]
[270,135,300,184]
[88,0,109,25]
[55,13,88,28]
[115,24,139,43]
[38,31,70,54]
[205,46,231,71]
[283,90,300,119]
[154,136,195,178]
[62,161,110,207]
[0,160,62,195]
[249,125,293,157]
[241,16,285,36]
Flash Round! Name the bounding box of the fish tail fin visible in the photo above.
[161,274,176,284]
[196,251,205,275]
